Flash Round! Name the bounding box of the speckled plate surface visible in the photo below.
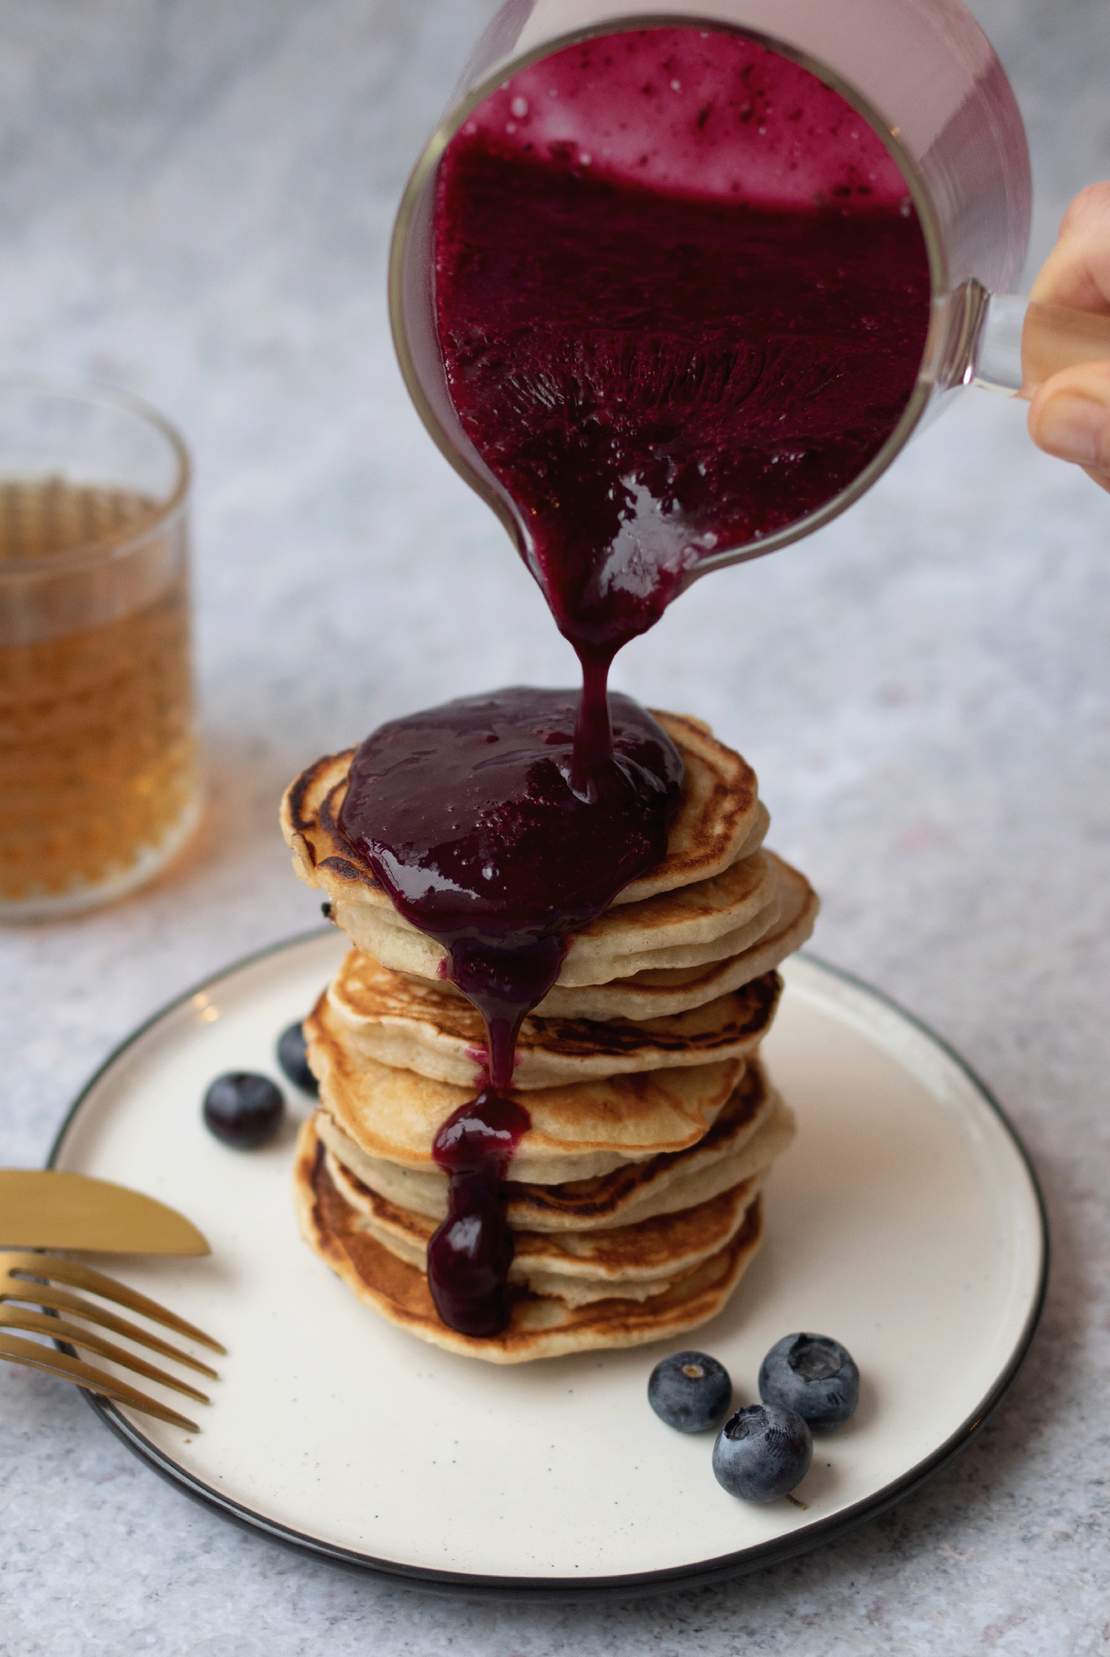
[48,931,1047,1598]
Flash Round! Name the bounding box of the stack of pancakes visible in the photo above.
[281,711,818,1363]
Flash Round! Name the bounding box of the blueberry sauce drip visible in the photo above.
[337,688,683,1335]
[426,1090,532,1337]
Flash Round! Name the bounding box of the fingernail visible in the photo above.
[1037,393,1107,466]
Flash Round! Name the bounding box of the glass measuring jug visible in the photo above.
[391,0,1110,582]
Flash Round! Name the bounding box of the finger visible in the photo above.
[1030,184,1110,313]
[1028,360,1110,487]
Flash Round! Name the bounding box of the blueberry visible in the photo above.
[276,1020,317,1094]
[648,1349,732,1433]
[758,1332,860,1427]
[712,1404,812,1502]
[203,1072,284,1148]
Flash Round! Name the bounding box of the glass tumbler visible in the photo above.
[0,382,201,919]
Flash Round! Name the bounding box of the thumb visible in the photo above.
[1027,360,1110,492]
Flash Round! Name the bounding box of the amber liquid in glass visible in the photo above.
[0,478,198,906]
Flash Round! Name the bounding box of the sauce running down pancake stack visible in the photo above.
[282,707,817,1362]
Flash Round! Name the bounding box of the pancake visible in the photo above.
[295,1117,766,1363]
[306,989,745,1183]
[326,1141,761,1304]
[532,857,817,1020]
[322,850,808,1018]
[280,711,768,933]
[326,947,782,1088]
[355,849,781,988]
[315,1061,795,1231]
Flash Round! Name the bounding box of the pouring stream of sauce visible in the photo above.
[339,28,930,1334]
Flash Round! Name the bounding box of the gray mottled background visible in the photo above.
[1,2,1108,1653]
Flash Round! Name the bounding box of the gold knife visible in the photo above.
[0,1171,209,1255]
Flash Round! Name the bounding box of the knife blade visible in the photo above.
[0,1171,209,1255]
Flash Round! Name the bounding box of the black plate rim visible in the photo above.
[46,927,1049,1601]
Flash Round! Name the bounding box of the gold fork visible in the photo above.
[0,1252,224,1432]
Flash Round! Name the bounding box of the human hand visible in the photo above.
[1026,184,1110,493]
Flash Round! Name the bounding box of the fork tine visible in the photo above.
[1,1282,219,1379]
[0,1332,199,1432]
[1,1254,224,1353]
[0,1307,211,1405]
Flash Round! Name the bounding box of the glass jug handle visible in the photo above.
[972,291,1110,397]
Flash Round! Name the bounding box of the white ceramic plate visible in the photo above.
[49,932,1046,1596]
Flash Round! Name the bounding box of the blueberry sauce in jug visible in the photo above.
[434,28,931,742]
